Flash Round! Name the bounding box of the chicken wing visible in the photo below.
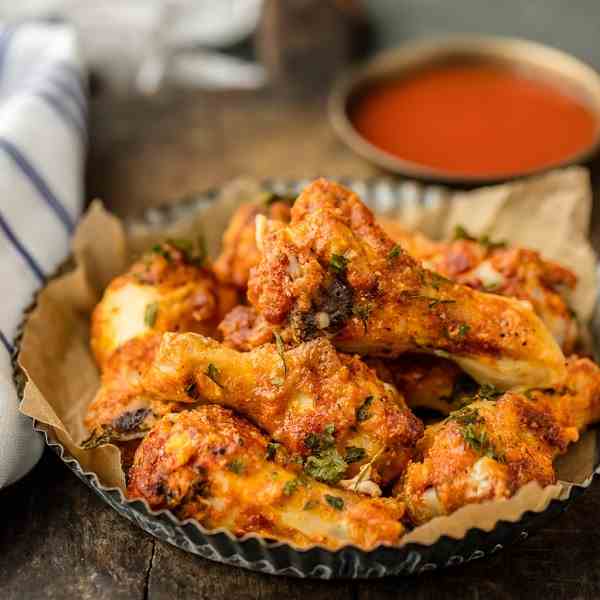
[380,219,579,353]
[396,356,600,525]
[367,355,473,415]
[83,334,194,447]
[218,305,274,351]
[127,405,405,549]
[140,332,424,489]
[213,196,292,290]
[248,179,565,389]
[91,239,238,369]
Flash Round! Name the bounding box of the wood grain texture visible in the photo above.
[4,59,600,599]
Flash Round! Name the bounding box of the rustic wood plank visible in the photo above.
[146,540,355,600]
[358,478,600,600]
[0,451,153,600]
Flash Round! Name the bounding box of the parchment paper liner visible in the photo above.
[17,167,600,552]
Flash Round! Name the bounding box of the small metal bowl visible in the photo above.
[329,35,600,185]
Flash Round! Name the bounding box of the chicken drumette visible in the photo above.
[397,356,600,525]
[248,179,565,389]
[379,219,579,353]
[127,405,406,549]
[213,195,292,290]
[91,239,238,369]
[140,332,423,490]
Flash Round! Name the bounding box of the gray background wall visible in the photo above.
[365,1,600,69]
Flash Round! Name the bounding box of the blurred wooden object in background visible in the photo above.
[256,0,371,95]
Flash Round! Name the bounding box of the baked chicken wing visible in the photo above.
[213,196,292,290]
[397,356,600,525]
[140,332,424,490]
[248,179,565,389]
[127,405,406,549]
[91,240,237,369]
[380,219,579,353]
[83,334,194,447]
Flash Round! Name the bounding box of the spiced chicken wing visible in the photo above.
[213,195,292,290]
[380,219,579,353]
[140,332,423,490]
[248,179,565,389]
[127,406,406,549]
[397,356,600,525]
[91,240,237,369]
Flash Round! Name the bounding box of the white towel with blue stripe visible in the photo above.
[0,23,86,488]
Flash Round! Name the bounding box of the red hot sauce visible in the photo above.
[351,63,598,177]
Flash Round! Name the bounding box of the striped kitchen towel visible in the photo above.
[0,22,86,488]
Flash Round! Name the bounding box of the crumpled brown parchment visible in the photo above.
[17,167,599,547]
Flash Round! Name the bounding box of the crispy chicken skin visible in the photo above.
[140,332,424,488]
[397,357,600,525]
[248,179,566,389]
[83,334,193,447]
[368,355,470,415]
[213,198,292,289]
[218,305,274,351]
[91,240,238,369]
[127,406,405,549]
[380,219,579,353]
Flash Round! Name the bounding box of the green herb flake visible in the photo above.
[453,225,475,241]
[329,253,348,275]
[429,271,452,290]
[388,245,402,260]
[428,298,456,309]
[271,376,285,387]
[324,495,345,511]
[303,499,319,511]
[265,442,280,461]
[356,396,374,422]
[345,446,367,464]
[353,303,374,333]
[151,244,171,261]
[205,363,223,388]
[457,323,470,337]
[144,302,159,327]
[304,448,347,485]
[273,332,287,376]
[283,478,300,496]
[226,459,245,475]
[478,383,502,401]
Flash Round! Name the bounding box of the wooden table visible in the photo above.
[3,84,600,599]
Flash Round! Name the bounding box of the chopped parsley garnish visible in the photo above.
[345,446,366,464]
[265,442,280,461]
[478,383,502,401]
[303,424,348,484]
[303,499,319,511]
[304,424,336,453]
[205,363,223,388]
[271,376,285,387]
[356,396,374,422]
[144,302,158,327]
[428,298,456,309]
[152,237,207,266]
[273,332,287,376]
[462,424,504,462]
[453,225,506,250]
[329,253,348,275]
[429,271,452,290]
[457,323,470,337]
[283,478,300,496]
[226,459,245,475]
[388,245,402,260]
[353,302,374,333]
[324,495,345,511]
[449,407,504,462]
